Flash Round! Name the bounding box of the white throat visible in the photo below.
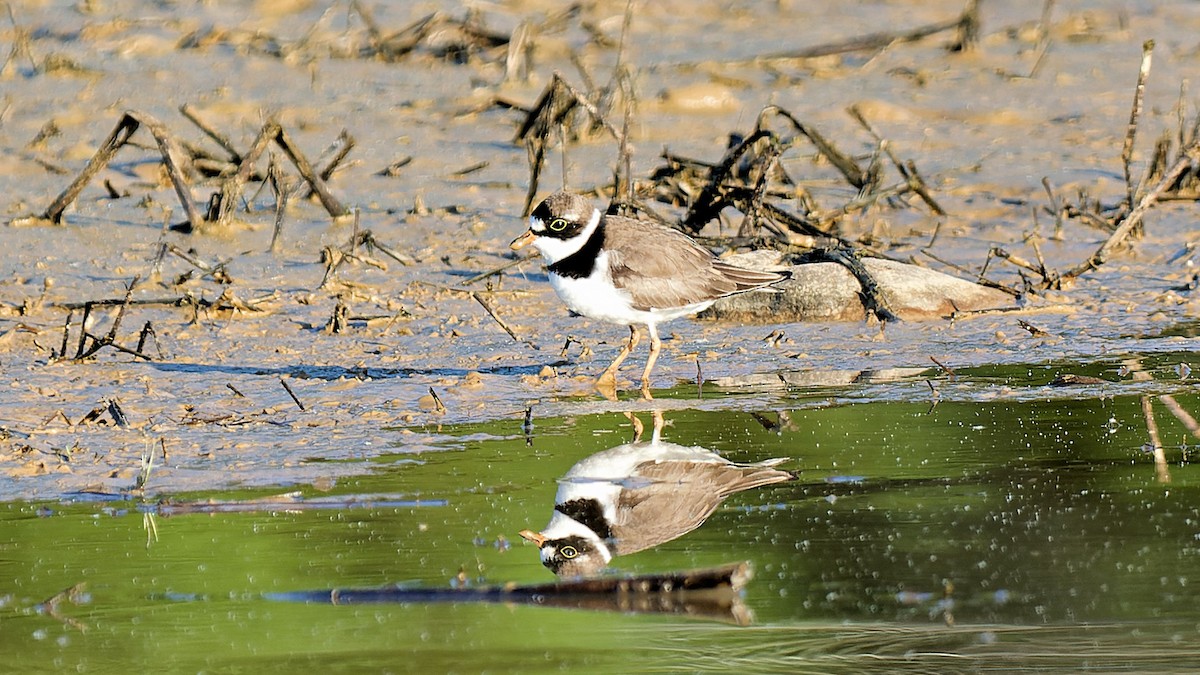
[540,510,612,563]
[531,208,602,264]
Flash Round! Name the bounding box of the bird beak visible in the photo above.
[510,229,536,250]
[518,529,547,547]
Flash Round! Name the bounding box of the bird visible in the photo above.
[510,190,790,398]
[518,438,794,578]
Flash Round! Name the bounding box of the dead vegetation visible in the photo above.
[0,1,1196,499]
[12,109,353,233]
[500,7,1197,307]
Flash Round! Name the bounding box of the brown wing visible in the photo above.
[602,217,774,311]
[608,460,794,555]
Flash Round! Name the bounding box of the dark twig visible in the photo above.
[709,6,974,66]
[76,276,140,359]
[19,111,204,231]
[179,103,241,164]
[280,378,306,411]
[471,291,530,347]
[461,255,533,286]
[427,387,446,414]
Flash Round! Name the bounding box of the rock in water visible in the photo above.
[705,251,1013,321]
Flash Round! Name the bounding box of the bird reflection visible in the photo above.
[520,411,795,577]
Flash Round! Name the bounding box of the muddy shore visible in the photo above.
[1,0,1197,500]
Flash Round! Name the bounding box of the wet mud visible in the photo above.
[0,0,1197,500]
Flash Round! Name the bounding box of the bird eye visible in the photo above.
[560,545,579,559]
[549,218,568,232]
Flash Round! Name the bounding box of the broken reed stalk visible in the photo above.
[1122,41,1154,210]
[268,155,289,253]
[1061,138,1200,283]
[272,124,349,218]
[711,2,976,66]
[515,73,626,215]
[280,378,306,411]
[17,110,352,233]
[303,130,356,198]
[461,255,532,286]
[471,291,523,343]
[74,276,153,360]
[929,355,956,379]
[847,105,947,214]
[427,387,447,414]
[179,103,241,164]
[818,248,900,322]
[58,310,72,358]
[35,111,204,231]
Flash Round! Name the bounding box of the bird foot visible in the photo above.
[595,373,620,400]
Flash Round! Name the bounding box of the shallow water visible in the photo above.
[4,364,1199,672]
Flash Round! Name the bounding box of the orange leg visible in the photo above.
[596,326,639,393]
[639,324,661,400]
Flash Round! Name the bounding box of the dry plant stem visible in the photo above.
[471,291,528,346]
[107,398,129,427]
[58,309,72,358]
[280,378,306,411]
[358,231,413,266]
[307,129,356,194]
[1122,41,1154,207]
[681,128,773,233]
[274,125,349,217]
[820,249,900,322]
[38,111,204,231]
[516,74,626,214]
[179,103,241,163]
[847,105,947,214]
[214,120,349,225]
[73,302,91,357]
[991,247,1042,276]
[1023,0,1055,78]
[271,186,288,253]
[134,321,157,357]
[427,387,447,414]
[462,255,531,286]
[76,276,139,359]
[1061,139,1200,282]
[722,4,974,65]
[615,69,636,206]
[772,107,864,187]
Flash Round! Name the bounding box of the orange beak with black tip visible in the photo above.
[518,529,547,547]
[510,230,536,250]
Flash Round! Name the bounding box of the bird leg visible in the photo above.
[624,411,645,442]
[595,325,639,393]
[640,324,661,400]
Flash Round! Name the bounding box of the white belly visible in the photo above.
[548,252,714,326]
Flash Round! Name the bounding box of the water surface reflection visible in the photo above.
[3,390,1200,671]
[519,411,794,577]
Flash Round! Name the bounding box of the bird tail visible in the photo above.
[713,261,791,294]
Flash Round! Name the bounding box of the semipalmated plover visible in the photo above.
[510,190,789,398]
[519,440,794,577]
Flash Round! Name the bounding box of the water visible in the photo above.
[3,354,1200,671]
